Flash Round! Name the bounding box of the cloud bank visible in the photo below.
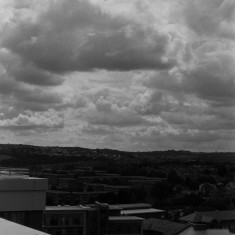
[0,0,234,151]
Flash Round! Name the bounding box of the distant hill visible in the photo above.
[0,144,234,167]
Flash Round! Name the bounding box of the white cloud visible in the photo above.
[0,109,63,129]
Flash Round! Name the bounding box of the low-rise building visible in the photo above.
[180,210,235,233]
[43,202,146,235]
[142,218,233,235]
[0,172,47,230]
[199,183,217,198]
[225,182,235,204]
[108,216,143,235]
[44,205,92,235]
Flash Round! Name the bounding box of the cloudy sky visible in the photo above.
[0,0,234,151]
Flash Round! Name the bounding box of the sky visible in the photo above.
[0,0,234,151]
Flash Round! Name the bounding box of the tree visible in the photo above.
[118,190,132,203]
[132,188,146,202]
[151,181,173,200]
[167,170,183,185]
[197,175,216,185]
[183,193,202,207]
[217,164,227,177]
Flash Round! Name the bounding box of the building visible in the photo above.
[0,167,160,235]
[44,203,116,235]
[180,210,235,233]
[225,182,235,204]
[126,176,166,191]
[0,171,48,230]
[43,205,92,235]
[108,216,144,235]
[43,202,147,235]
[199,183,217,198]
[142,218,233,235]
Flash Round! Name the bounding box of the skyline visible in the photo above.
[0,0,234,151]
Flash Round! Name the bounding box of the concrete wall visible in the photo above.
[0,177,47,211]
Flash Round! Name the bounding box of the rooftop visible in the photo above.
[179,227,231,235]
[109,216,144,221]
[110,203,152,210]
[142,218,190,235]
[0,175,29,180]
[0,217,49,235]
[46,205,91,211]
[121,208,164,215]
[0,175,43,180]
[47,190,111,195]
[180,210,235,223]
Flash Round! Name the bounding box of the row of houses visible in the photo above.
[199,182,235,203]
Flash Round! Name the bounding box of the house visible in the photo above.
[180,210,235,233]
[142,218,233,235]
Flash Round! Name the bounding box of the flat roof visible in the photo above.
[109,205,122,210]
[46,205,90,211]
[47,190,111,195]
[0,217,49,235]
[111,203,152,210]
[109,216,144,221]
[121,208,164,215]
[0,175,45,180]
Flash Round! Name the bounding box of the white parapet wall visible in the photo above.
[0,217,50,235]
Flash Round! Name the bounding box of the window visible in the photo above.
[50,216,59,226]
[62,216,70,226]
[72,215,81,225]
[127,224,132,233]
[67,230,76,235]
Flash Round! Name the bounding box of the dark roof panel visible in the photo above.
[180,210,235,223]
[143,218,190,235]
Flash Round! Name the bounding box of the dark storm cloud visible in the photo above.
[0,72,79,121]
[143,47,235,103]
[0,49,64,86]
[2,0,175,73]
